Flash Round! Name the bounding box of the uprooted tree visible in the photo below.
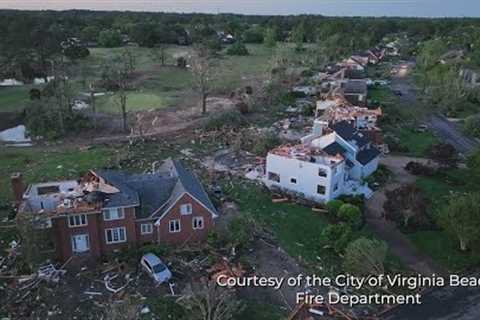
[439,192,480,251]
[384,184,430,230]
[343,237,388,277]
[427,143,458,168]
[177,280,244,320]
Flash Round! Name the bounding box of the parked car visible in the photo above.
[140,253,172,284]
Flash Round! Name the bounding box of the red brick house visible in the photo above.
[14,159,218,262]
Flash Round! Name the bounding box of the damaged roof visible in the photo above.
[93,171,140,209]
[323,141,348,157]
[331,121,369,148]
[95,160,217,218]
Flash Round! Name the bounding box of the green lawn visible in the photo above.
[0,85,40,113]
[409,230,480,272]
[96,91,174,113]
[395,128,439,157]
[81,44,290,112]
[410,168,480,271]
[223,180,334,269]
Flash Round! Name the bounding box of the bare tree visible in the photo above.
[191,45,212,114]
[89,82,97,130]
[50,55,73,135]
[151,44,168,66]
[177,280,244,320]
[109,48,136,132]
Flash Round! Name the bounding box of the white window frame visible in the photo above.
[180,203,193,215]
[192,217,204,230]
[169,219,181,233]
[71,234,90,253]
[103,208,125,221]
[105,227,127,244]
[141,223,153,235]
[68,214,88,228]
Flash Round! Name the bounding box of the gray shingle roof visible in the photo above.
[95,170,140,209]
[331,121,369,148]
[344,80,367,94]
[172,160,218,216]
[126,175,177,219]
[356,147,381,165]
[95,160,218,220]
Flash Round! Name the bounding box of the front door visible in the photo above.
[71,234,90,253]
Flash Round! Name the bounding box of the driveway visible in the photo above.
[365,155,444,276]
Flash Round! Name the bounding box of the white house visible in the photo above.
[264,144,347,203]
[264,120,380,202]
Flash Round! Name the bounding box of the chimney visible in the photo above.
[313,120,328,137]
[11,172,25,205]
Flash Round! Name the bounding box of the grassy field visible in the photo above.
[0,85,41,113]
[395,128,439,157]
[224,179,334,269]
[0,43,284,116]
[82,44,284,113]
[409,168,480,271]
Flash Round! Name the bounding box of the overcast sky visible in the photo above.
[0,0,478,17]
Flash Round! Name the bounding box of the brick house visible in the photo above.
[14,159,218,262]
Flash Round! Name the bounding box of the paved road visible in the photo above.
[429,114,479,155]
[390,61,479,155]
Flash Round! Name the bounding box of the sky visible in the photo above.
[0,0,479,17]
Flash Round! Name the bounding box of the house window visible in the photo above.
[103,208,125,221]
[317,185,326,195]
[290,177,297,184]
[268,172,280,182]
[169,220,181,233]
[141,223,153,235]
[193,217,204,230]
[180,203,193,215]
[318,169,327,177]
[71,234,90,253]
[68,214,87,227]
[105,227,127,244]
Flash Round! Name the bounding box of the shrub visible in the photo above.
[464,114,480,138]
[228,216,251,246]
[344,237,388,277]
[203,110,248,131]
[226,41,249,56]
[337,204,362,226]
[98,29,123,48]
[467,149,480,177]
[251,131,281,156]
[321,223,353,254]
[326,199,344,217]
